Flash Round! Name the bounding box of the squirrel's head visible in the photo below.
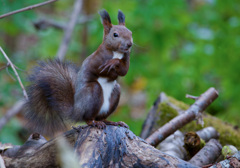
[99,10,133,53]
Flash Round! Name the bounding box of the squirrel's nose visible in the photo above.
[127,42,132,48]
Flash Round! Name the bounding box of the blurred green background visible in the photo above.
[0,0,240,144]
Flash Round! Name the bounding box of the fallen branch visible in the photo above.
[145,87,218,147]
[56,0,83,61]
[196,126,219,142]
[0,47,28,100]
[0,0,58,19]
[158,130,188,160]
[2,126,199,168]
[189,139,222,167]
[0,100,25,131]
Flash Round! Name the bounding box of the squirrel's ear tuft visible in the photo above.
[99,9,112,34]
[118,10,125,26]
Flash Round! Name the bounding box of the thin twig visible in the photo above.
[0,0,58,19]
[0,47,28,100]
[0,63,10,71]
[186,94,199,100]
[56,0,83,61]
[6,66,16,81]
[13,64,25,72]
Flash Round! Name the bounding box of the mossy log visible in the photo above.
[145,88,219,146]
[2,126,198,168]
[141,92,240,149]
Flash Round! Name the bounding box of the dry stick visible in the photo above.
[0,100,25,131]
[0,47,28,100]
[56,0,83,61]
[0,0,58,19]
[189,139,222,167]
[145,87,219,147]
[196,126,219,142]
[158,130,188,160]
[186,94,199,100]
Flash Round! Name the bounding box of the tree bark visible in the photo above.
[2,126,199,168]
[209,151,240,168]
[189,139,222,167]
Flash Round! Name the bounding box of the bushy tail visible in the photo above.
[25,59,78,135]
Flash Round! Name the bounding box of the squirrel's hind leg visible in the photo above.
[73,82,103,122]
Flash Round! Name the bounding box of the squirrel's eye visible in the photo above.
[113,33,119,37]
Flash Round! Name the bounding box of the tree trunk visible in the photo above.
[2,126,198,168]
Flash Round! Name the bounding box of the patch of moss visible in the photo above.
[167,96,189,110]
[150,94,240,149]
[156,102,179,127]
[203,114,240,149]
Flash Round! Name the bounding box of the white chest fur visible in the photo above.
[113,52,124,59]
[97,77,116,115]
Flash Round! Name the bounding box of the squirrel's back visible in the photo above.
[25,59,78,135]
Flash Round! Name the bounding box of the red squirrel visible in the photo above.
[25,10,133,135]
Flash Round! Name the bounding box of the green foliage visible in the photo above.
[109,105,144,136]
[0,119,23,145]
[1,0,240,143]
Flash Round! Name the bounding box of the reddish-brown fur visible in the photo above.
[25,10,132,135]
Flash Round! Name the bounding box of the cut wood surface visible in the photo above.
[2,126,199,168]
[189,139,222,167]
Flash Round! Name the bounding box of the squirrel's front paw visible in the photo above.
[99,59,120,74]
